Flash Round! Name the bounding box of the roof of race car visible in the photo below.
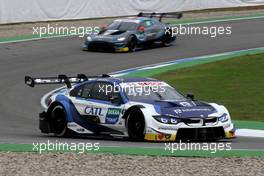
[115,17,155,23]
[75,77,163,87]
[96,77,158,83]
[72,77,169,89]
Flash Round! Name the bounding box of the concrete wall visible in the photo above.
[0,0,263,24]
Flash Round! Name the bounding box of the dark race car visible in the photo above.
[82,12,182,52]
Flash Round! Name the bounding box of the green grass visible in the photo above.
[0,143,264,157]
[154,53,264,122]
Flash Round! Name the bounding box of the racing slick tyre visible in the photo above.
[127,108,145,141]
[127,35,137,52]
[50,105,68,137]
[162,29,174,47]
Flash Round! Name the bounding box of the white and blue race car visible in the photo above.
[25,74,236,141]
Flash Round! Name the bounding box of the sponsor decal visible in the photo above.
[67,123,77,128]
[120,81,167,87]
[174,108,212,114]
[158,127,178,131]
[174,109,182,114]
[144,133,176,141]
[223,123,231,128]
[146,127,154,133]
[179,102,192,107]
[67,122,93,134]
[76,128,85,132]
[85,106,103,116]
[137,82,164,86]
[105,108,121,124]
[157,133,172,141]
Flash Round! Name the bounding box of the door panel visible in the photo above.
[70,82,125,126]
[143,20,157,40]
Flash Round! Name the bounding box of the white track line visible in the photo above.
[236,129,264,138]
[109,47,264,77]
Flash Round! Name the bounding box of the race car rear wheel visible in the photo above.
[162,30,174,47]
[127,35,137,52]
[127,108,145,141]
[50,105,68,137]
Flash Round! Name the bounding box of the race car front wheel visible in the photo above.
[127,35,137,52]
[127,108,145,141]
[50,105,68,137]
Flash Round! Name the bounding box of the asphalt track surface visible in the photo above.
[0,18,264,150]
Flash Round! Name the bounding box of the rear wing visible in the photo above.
[137,12,183,22]
[25,74,111,88]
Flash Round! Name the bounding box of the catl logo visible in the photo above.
[85,106,102,116]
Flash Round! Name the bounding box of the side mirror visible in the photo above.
[98,25,107,34]
[109,95,122,105]
[186,93,194,101]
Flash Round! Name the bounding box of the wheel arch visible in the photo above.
[45,100,73,136]
[128,34,138,43]
[123,105,146,140]
[47,100,72,122]
[47,101,64,116]
[122,105,145,123]
[162,27,176,46]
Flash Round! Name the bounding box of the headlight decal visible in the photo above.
[117,37,126,42]
[218,113,229,122]
[153,115,179,124]
[87,36,92,41]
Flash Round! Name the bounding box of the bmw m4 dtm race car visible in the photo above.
[25,74,236,141]
[82,12,182,52]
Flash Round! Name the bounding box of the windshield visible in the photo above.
[107,21,139,31]
[124,85,186,101]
